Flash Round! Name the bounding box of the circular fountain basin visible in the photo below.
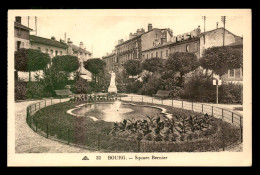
[68,102,169,123]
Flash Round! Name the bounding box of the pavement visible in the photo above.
[15,98,96,153]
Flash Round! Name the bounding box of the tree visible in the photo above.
[15,48,50,82]
[141,57,164,74]
[83,58,106,84]
[52,55,79,72]
[73,74,89,94]
[200,46,243,77]
[124,59,142,76]
[166,52,198,86]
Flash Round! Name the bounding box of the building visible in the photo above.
[221,40,243,84]
[102,50,118,72]
[67,39,92,81]
[115,28,144,71]
[30,35,68,59]
[14,16,32,51]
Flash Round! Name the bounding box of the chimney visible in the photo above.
[216,22,218,29]
[79,42,84,49]
[15,16,21,24]
[148,23,153,31]
[67,38,73,55]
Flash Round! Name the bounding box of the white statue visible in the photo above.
[108,71,117,93]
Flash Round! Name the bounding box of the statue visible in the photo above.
[108,71,117,93]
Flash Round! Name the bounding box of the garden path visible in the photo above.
[15,98,97,153]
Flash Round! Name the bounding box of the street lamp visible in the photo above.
[213,79,222,104]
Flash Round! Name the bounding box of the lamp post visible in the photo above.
[213,79,222,104]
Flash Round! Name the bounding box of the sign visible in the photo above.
[213,79,222,85]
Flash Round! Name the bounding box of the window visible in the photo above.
[46,49,48,53]
[156,52,158,57]
[51,50,54,55]
[166,50,169,57]
[194,42,198,51]
[151,53,153,58]
[55,50,58,56]
[147,54,149,59]
[143,54,145,58]
[18,28,21,36]
[161,51,163,58]
[229,69,235,77]
[60,51,62,55]
[156,34,158,38]
[17,41,21,50]
[186,44,190,52]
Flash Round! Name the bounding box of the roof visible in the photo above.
[54,89,72,96]
[14,21,33,31]
[103,52,116,58]
[30,35,68,49]
[200,27,243,39]
[142,37,200,52]
[72,44,92,55]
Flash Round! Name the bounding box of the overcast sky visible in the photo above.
[19,10,245,58]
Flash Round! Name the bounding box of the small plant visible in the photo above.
[187,115,198,132]
[176,115,189,134]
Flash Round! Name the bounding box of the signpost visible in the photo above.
[213,79,222,104]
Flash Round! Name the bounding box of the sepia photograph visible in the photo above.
[7,9,252,166]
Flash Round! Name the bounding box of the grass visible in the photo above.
[31,101,241,152]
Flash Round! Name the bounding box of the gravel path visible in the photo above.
[15,99,97,153]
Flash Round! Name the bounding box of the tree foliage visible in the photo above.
[166,52,198,76]
[200,46,243,76]
[83,58,106,83]
[124,59,142,76]
[52,55,79,72]
[141,57,164,73]
[15,48,50,72]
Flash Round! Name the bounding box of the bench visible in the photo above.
[152,90,171,99]
[54,89,73,98]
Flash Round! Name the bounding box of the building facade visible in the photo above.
[14,16,32,51]
[102,50,118,72]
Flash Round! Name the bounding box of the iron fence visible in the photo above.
[26,95,243,152]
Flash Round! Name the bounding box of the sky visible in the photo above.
[19,10,245,58]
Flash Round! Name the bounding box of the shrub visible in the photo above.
[139,76,163,96]
[26,81,45,99]
[126,80,143,93]
[219,83,242,104]
[73,76,89,94]
[15,81,27,101]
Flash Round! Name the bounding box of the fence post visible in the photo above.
[162,99,163,105]
[212,106,214,115]
[192,102,193,111]
[202,104,203,112]
[172,98,173,106]
[36,121,37,132]
[98,134,101,151]
[222,109,224,120]
[152,97,153,104]
[60,97,61,103]
[45,100,46,107]
[39,102,41,109]
[68,128,70,144]
[131,96,133,102]
[138,140,141,152]
[240,116,243,142]
[232,112,234,123]
[142,97,143,103]
[46,124,49,138]
[51,98,52,105]
[35,103,37,111]
[182,101,183,108]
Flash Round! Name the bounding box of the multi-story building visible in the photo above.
[115,28,144,71]
[14,16,32,81]
[30,35,68,59]
[14,16,32,51]
[102,50,118,72]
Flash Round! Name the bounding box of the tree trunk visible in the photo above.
[29,71,31,82]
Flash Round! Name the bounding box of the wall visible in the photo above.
[30,43,67,59]
[14,27,29,40]
[169,40,200,59]
[142,46,170,60]
[199,28,243,57]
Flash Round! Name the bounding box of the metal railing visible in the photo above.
[25,95,243,152]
